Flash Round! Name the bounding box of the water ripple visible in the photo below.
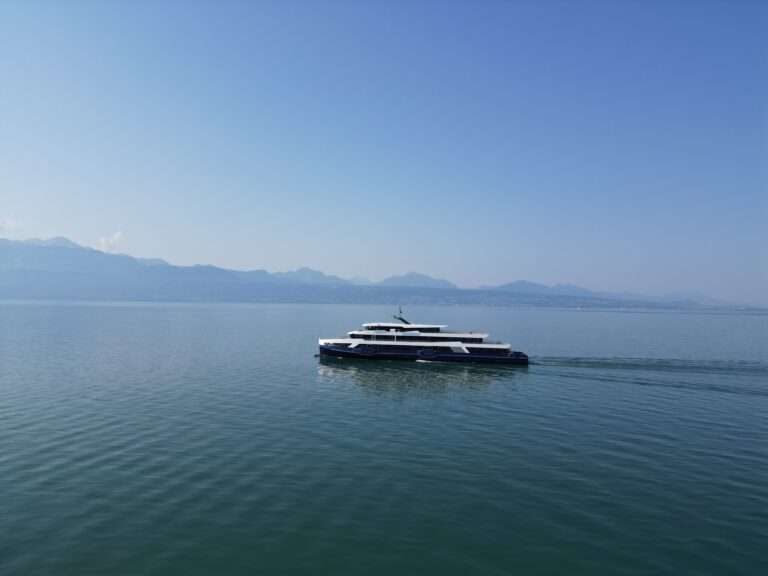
[1,303,766,575]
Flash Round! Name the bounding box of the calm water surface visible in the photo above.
[1,302,767,575]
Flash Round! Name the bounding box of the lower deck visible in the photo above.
[319,343,529,365]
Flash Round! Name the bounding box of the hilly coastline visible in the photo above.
[0,238,747,309]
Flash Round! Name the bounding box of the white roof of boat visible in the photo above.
[362,322,446,329]
[350,330,489,338]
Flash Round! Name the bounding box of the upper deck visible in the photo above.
[362,322,446,333]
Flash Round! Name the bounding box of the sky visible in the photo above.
[1,0,766,304]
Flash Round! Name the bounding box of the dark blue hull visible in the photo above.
[319,345,529,365]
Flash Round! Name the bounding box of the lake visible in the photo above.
[1,302,766,575]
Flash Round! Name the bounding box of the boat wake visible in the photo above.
[533,356,768,398]
[534,356,768,375]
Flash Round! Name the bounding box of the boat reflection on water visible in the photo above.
[317,356,527,397]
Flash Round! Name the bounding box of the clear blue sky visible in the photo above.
[1,1,765,304]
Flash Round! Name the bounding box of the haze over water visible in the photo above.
[2,302,766,575]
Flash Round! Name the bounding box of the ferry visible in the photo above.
[318,311,528,365]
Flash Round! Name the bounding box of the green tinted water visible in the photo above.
[1,302,766,575]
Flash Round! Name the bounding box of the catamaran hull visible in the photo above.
[319,344,529,365]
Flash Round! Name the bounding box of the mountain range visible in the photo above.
[0,238,742,309]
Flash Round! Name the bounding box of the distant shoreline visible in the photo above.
[2,238,762,311]
[1,297,765,315]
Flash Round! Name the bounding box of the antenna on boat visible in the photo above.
[393,305,411,324]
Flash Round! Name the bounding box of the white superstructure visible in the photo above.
[319,320,513,357]
[318,309,528,364]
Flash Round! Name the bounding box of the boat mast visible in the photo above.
[393,305,410,325]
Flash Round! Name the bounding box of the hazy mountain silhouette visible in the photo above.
[273,267,350,285]
[0,238,743,309]
[23,237,83,249]
[378,272,457,290]
[492,280,597,297]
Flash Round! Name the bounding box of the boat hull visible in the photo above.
[319,344,529,365]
